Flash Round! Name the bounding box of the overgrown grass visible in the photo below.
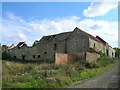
[2,57,118,88]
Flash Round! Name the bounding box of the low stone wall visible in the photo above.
[85,52,100,62]
[55,53,76,64]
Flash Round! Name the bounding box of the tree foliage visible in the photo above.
[1,45,12,60]
[114,48,120,55]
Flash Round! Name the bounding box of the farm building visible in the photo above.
[6,27,115,64]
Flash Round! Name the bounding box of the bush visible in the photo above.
[2,57,118,88]
[98,51,106,57]
[84,62,98,69]
[2,51,12,60]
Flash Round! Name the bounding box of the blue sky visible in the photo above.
[2,2,90,21]
[2,2,118,47]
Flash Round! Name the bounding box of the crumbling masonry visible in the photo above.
[7,27,115,63]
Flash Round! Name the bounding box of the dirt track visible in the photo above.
[70,61,119,88]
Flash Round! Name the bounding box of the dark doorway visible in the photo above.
[53,43,57,50]
[33,55,35,59]
[106,50,109,56]
[22,55,25,60]
[13,56,16,58]
[85,52,86,58]
[112,52,113,57]
[38,55,40,58]
[94,43,96,48]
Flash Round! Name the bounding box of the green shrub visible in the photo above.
[74,64,85,70]
[2,57,118,88]
[98,51,106,57]
[84,62,98,69]
[2,51,12,60]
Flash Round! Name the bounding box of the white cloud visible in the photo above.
[27,16,81,35]
[9,33,27,41]
[2,13,32,45]
[2,13,118,47]
[79,19,118,43]
[83,1,118,17]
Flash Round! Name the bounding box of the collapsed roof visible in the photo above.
[17,42,27,48]
[8,44,15,49]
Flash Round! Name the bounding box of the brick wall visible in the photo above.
[55,53,76,64]
[86,52,100,62]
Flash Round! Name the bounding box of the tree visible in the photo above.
[1,45,11,60]
[2,45,8,51]
[114,48,120,58]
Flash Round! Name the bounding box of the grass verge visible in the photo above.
[2,57,118,88]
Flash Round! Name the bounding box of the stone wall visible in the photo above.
[55,53,76,64]
[89,38,106,53]
[7,27,115,62]
[67,28,89,55]
[85,52,100,62]
[89,38,115,58]
[108,46,115,57]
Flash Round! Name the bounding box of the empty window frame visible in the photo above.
[33,55,35,59]
[44,52,47,54]
[53,43,57,50]
[38,55,40,58]
[106,50,109,56]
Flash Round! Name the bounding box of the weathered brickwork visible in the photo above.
[85,52,100,62]
[55,53,76,64]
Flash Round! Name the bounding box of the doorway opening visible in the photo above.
[22,55,25,60]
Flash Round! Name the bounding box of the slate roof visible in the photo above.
[39,31,72,42]
[38,27,106,44]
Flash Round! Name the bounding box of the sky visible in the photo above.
[1,1,118,48]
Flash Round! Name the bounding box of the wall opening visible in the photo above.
[22,55,25,60]
[85,52,86,58]
[13,56,16,58]
[112,52,113,57]
[94,43,96,49]
[38,55,40,58]
[106,49,109,56]
[44,52,47,54]
[53,43,57,50]
[33,55,35,59]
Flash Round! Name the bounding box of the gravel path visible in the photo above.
[70,61,119,88]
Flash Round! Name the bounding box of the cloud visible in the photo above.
[27,16,81,35]
[2,13,32,45]
[83,1,118,17]
[9,33,27,41]
[79,19,118,43]
[2,13,118,47]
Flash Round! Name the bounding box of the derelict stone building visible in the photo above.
[7,27,115,63]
